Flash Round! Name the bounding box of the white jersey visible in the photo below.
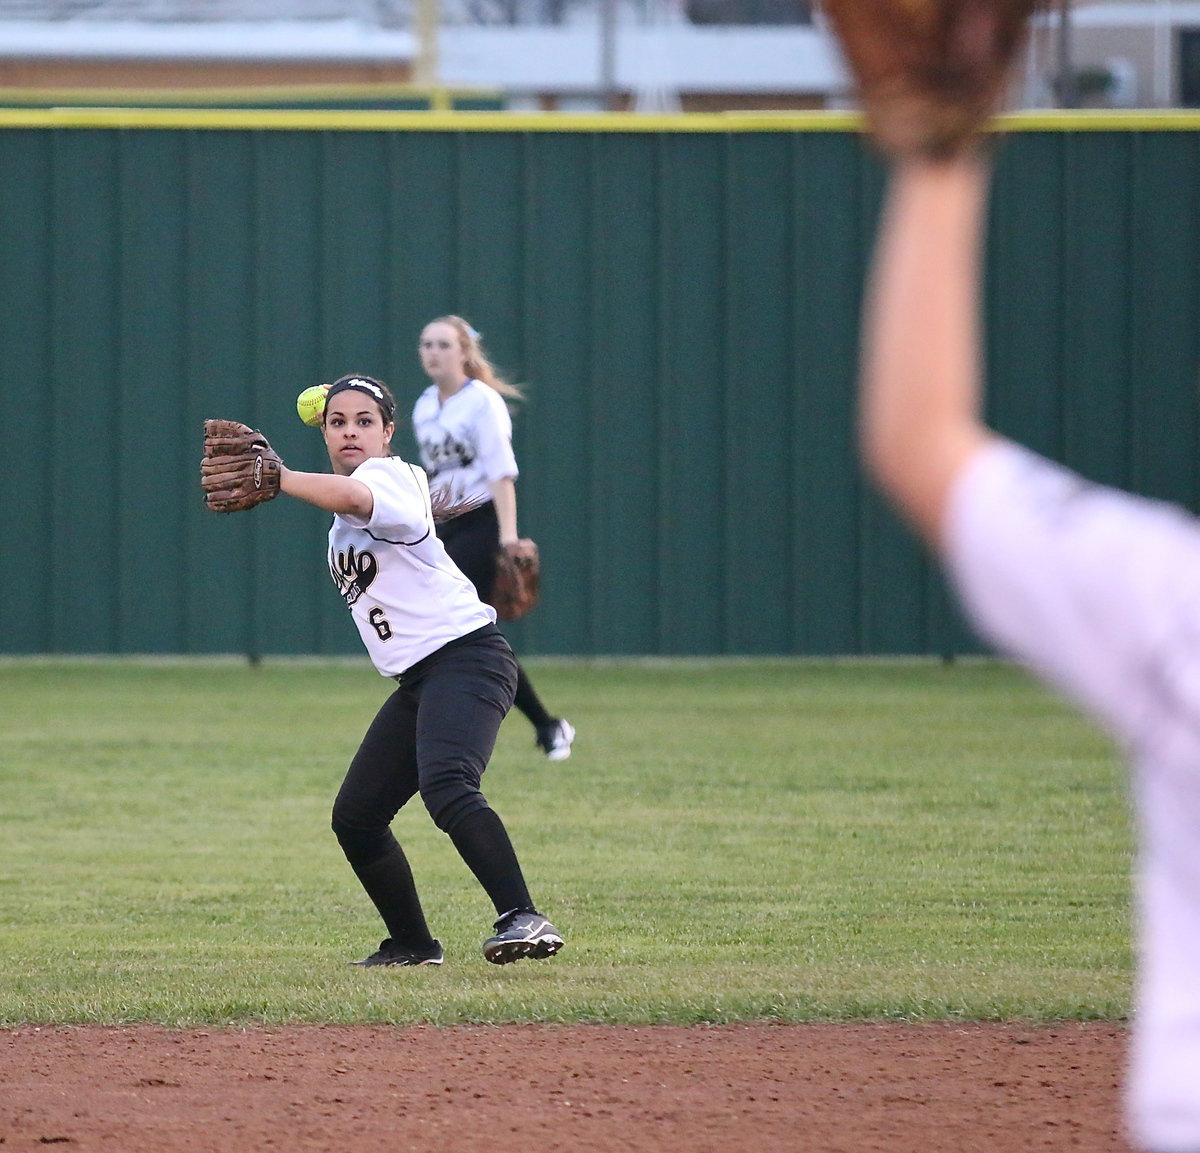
[327,456,496,678]
[946,439,1200,1153]
[412,378,519,505]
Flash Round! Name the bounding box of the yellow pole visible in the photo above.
[415,0,440,92]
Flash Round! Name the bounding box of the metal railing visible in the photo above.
[0,0,811,26]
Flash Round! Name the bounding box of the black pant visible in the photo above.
[331,625,517,867]
[436,501,555,732]
[436,500,502,604]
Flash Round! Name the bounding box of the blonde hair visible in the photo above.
[431,315,523,402]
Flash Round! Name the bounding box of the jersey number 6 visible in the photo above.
[368,607,392,642]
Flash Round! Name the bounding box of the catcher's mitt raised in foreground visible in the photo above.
[820,0,1046,160]
[491,539,540,622]
[201,419,283,513]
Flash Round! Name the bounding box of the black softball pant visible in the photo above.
[436,500,500,605]
[331,624,517,870]
[435,500,556,732]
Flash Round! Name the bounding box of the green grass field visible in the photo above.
[0,657,1133,1027]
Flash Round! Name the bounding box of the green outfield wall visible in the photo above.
[2,109,1199,658]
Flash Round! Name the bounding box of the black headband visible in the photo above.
[325,377,395,423]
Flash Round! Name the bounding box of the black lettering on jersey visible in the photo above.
[421,432,475,475]
[329,545,379,607]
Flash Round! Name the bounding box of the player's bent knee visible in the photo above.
[422,787,488,834]
[331,806,393,864]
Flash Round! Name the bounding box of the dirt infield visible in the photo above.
[0,1022,1134,1152]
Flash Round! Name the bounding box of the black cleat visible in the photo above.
[350,938,444,967]
[483,909,564,965]
[535,719,576,762]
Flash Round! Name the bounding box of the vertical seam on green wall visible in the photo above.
[790,132,819,655]
[517,129,533,651]
[717,137,729,653]
[248,131,264,662]
[451,130,463,316]
[782,132,798,654]
[854,150,871,655]
[30,136,46,648]
[1193,131,1200,514]
[585,132,599,654]
[384,132,400,415]
[1121,133,1134,493]
[181,130,197,654]
[1053,134,1067,466]
[44,132,60,650]
[514,132,530,386]
[112,131,127,655]
[651,132,665,653]
[721,138,731,653]
[316,129,333,657]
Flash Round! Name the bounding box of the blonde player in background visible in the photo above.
[412,315,575,762]
[820,1,1200,1149]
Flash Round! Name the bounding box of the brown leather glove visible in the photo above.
[200,419,283,513]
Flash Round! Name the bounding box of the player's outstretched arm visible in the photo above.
[280,467,374,518]
[858,154,997,552]
[819,0,1045,550]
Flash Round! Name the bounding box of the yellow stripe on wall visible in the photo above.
[1,105,1199,133]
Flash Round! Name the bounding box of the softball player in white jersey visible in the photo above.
[278,373,564,967]
[858,153,1200,1153]
[412,315,574,762]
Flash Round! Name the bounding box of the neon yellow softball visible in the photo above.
[296,384,329,428]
